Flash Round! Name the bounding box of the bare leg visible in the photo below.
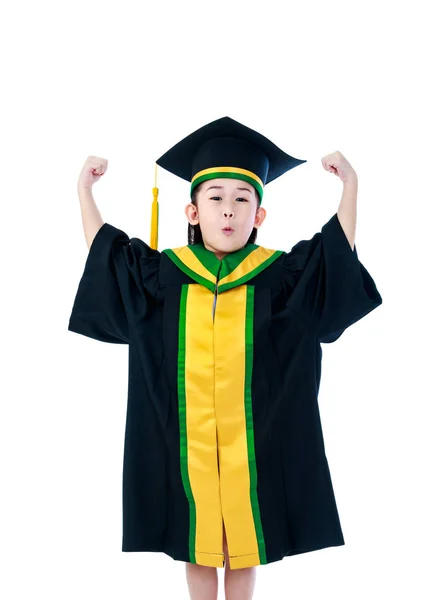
[185,562,219,600]
[223,522,257,600]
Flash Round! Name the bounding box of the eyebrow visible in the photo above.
[204,185,253,194]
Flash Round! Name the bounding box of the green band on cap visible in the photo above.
[190,167,264,203]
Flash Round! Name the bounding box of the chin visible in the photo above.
[217,235,243,249]
[205,233,246,253]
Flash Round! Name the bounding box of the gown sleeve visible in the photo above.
[281,212,383,343]
[68,222,160,344]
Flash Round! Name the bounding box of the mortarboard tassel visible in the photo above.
[150,163,159,250]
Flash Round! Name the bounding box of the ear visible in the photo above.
[254,206,266,229]
[184,202,199,225]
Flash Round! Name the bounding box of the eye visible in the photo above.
[209,196,248,202]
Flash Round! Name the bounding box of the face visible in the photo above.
[184,178,267,260]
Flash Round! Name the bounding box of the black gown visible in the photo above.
[68,212,382,570]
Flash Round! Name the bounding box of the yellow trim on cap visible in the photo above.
[191,166,264,190]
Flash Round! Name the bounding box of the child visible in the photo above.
[68,116,382,600]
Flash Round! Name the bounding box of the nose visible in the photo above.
[223,208,234,217]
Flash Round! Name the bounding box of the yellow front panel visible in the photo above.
[214,287,259,563]
[185,284,224,566]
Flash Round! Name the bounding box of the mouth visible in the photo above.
[222,227,234,232]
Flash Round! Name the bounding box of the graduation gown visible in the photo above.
[68,212,382,570]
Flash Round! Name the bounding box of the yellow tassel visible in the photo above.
[150,163,159,250]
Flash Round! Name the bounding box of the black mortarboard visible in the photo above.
[149,116,306,249]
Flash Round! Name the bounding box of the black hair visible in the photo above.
[188,182,259,245]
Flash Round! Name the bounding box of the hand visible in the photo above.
[77,156,109,190]
[321,151,357,184]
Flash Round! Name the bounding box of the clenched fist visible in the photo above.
[77,156,109,190]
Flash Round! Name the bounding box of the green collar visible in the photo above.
[163,242,284,293]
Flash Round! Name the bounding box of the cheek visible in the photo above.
[246,207,258,223]
[197,207,217,227]
[201,205,219,222]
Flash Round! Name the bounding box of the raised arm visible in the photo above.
[77,156,107,249]
[321,150,358,251]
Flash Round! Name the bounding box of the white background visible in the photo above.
[1,0,440,598]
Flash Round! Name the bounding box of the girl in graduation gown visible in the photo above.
[68,116,382,600]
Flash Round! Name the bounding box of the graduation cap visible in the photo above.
[150,116,307,249]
